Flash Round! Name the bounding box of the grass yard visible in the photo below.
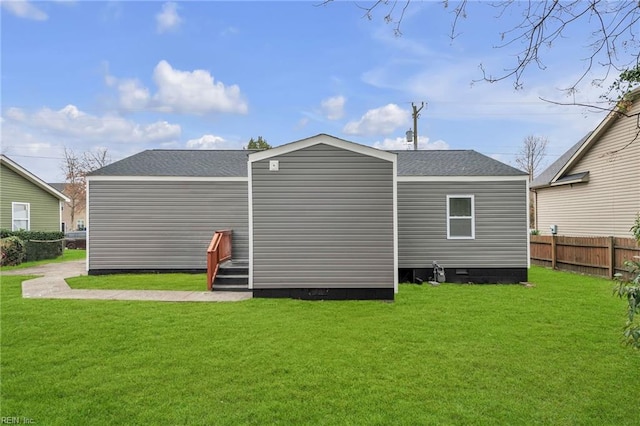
[67,272,206,291]
[1,267,639,425]
[0,249,85,271]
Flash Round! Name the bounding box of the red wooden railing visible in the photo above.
[207,230,233,290]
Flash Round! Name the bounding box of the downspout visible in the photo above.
[533,188,538,231]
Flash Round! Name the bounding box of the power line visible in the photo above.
[1,153,65,160]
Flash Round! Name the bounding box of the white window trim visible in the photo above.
[12,202,30,231]
[446,195,475,240]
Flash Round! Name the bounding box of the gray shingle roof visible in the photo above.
[392,150,526,176]
[89,147,526,178]
[49,182,67,192]
[530,132,591,189]
[88,150,256,177]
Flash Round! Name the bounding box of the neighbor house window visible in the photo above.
[77,219,85,230]
[447,195,474,239]
[12,202,30,231]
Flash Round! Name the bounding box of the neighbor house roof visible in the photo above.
[0,155,70,202]
[49,182,67,193]
[88,138,526,178]
[532,86,640,190]
[530,133,591,189]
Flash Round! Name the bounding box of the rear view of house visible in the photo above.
[87,134,528,299]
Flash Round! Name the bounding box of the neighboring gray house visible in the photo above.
[87,134,528,299]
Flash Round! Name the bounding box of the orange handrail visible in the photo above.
[207,230,233,290]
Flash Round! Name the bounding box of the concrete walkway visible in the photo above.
[2,260,252,302]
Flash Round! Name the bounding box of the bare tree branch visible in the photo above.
[602,112,640,157]
[539,96,640,118]
[540,92,640,157]
[321,0,640,91]
[61,147,111,231]
[514,134,548,228]
[320,0,640,157]
[515,134,548,182]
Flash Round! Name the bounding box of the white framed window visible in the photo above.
[447,195,474,239]
[12,202,30,231]
[77,219,85,230]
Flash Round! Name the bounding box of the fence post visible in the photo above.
[551,235,557,270]
[608,236,615,279]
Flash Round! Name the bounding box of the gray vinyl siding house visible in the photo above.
[87,134,528,299]
[88,181,249,271]
[249,140,396,298]
[87,151,251,273]
[397,180,528,283]
[395,150,529,283]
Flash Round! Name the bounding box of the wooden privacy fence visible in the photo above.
[530,235,639,279]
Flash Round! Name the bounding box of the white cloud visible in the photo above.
[320,95,346,120]
[136,120,181,142]
[160,141,181,149]
[343,104,410,136]
[186,134,226,149]
[5,107,27,121]
[363,54,609,134]
[489,153,510,165]
[1,0,48,21]
[105,60,248,115]
[371,25,435,58]
[106,76,151,111]
[4,104,181,143]
[1,104,184,182]
[152,60,248,115]
[221,26,239,37]
[373,136,449,150]
[295,117,310,129]
[156,2,182,33]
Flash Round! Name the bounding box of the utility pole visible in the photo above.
[407,102,425,151]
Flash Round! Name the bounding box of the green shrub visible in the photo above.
[614,213,640,349]
[0,230,63,262]
[1,236,26,266]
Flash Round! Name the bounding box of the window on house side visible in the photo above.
[77,219,85,231]
[447,195,474,239]
[12,202,30,231]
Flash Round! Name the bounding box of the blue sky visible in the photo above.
[1,1,623,182]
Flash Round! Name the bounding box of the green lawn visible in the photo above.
[0,249,85,271]
[67,272,207,291]
[1,267,638,425]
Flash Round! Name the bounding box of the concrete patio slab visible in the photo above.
[2,260,252,302]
